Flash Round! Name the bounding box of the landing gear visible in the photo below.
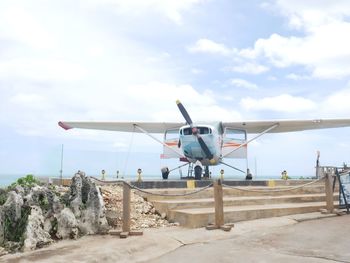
[161,167,169,179]
[194,165,202,180]
[204,166,210,178]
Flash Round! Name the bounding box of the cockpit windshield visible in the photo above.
[182,126,211,135]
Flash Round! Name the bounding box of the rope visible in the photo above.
[222,177,325,193]
[90,176,214,197]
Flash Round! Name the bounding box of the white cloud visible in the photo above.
[240,1,350,79]
[230,79,258,90]
[188,38,234,56]
[82,0,204,24]
[322,89,350,117]
[0,4,55,49]
[0,58,88,82]
[229,62,269,74]
[273,0,350,31]
[240,94,317,113]
[286,73,311,80]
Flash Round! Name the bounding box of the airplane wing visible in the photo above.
[58,121,185,133]
[222,118,350,133]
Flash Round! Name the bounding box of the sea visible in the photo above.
[0,173,313,188]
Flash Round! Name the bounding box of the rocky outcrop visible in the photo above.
[55,208,78,239]
[68,173,109,235]
[0,172,109,253]
[22,206,52,251]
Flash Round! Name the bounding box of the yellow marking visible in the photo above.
[176,99,181,104]
[187,180,195,188]
[209,159,216,165]
[268,180,275,187]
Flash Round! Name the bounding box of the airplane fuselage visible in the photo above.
[179,123,223,166]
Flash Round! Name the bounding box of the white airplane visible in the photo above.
[59,100,350,179]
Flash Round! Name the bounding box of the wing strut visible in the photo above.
[133,124,184,158]
[223,123,280,158]
[219,161,245,173]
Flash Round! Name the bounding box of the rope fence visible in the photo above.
[222,177,325,193]
[90,176,214,197]
[89,172,344,236]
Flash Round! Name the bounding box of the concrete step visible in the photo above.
[143,184,330,201]
[153,193,339,214]
[168,201,337,228]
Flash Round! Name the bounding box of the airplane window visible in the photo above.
[165,129,180,140]
[183,128,192,135]
[199,127,209,134]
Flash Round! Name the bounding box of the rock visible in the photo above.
[22,206,52,252]
[55,208,79,239]
[101,185,173,230]
[3,191,24,221]
[0,246,7,256]
[69,174,83,218]
[1,191,24,247]
[25,186,63,216]
[69,173,109,235]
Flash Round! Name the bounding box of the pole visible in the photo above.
[122,182,131,234]
[60,144,64,186]
[325,172,334,213]
[214,179,224,227]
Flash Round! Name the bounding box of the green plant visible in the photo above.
[3,206,31,244]
[9,174,41,190]
[0,189,7,205]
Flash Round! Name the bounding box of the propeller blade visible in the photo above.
[197,136,214,160]
[176,100,193,126]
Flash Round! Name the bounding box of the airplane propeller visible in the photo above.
[176,100,214,162]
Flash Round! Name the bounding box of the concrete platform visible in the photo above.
[168,201,338,228]
[153,193,338,214]
[140,180,340,228]
[2,213,347,263]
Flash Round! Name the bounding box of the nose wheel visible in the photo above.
[194,165,203,180]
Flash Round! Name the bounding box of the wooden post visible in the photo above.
[325,173,334,213]
[214,179,224,227]
[206,179,232,231]
[109,182,143,238]
[122,182,131,236]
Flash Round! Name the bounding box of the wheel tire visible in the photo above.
[194,165,202,180]
[161,167,169,179]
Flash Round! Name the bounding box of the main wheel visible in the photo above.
[194,165,202,180]
[161,167,169,179]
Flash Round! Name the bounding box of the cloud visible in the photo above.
[273,0,350,31]
[0,58,88,82]
[228,62,269,74]
[230,79,258,90]
[0,3,55,49]
[240,94,317,113]
[188,38,234,56]
[322,89,350,117]
[286,73,311,80]
[82,0,204,24]
[239,1,350,79]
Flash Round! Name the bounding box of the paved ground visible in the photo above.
[1,213,349,263]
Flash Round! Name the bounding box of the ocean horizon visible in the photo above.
[0,173,316,187]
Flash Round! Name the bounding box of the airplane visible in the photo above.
[59,100,350,180]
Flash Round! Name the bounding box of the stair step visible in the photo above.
[144,185,330,201]
[153,193,339,214]
[168,201,337,228]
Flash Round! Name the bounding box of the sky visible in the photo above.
[1,0,350,180]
